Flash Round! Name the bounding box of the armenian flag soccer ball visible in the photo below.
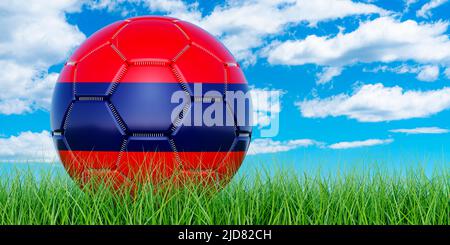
[51,16,252,188]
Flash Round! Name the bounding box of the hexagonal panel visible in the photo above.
[51,83,73,131]
[176,45,226,83]
[177,151,232,170]
[58,150,85,178]
[231,135,251,152]
[73,151,122,170]
[173,100,236,153]
[75,45,124,96]
[176,21,236,63]
[69,20,125,62]
[113,19,188,60]
[64,101,124,152]
[111,81,188,133]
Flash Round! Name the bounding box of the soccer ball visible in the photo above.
[51,16,252,188]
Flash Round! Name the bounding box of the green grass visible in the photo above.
[0,166,448,225]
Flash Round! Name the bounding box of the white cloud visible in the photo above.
[297,83,450,122]
[248,138,321,155]
[316,67,343,84]
[390,127,449,134]
[0,131,57,162]
[444,67,450,79]
[416,65,440,81]
[329,138,393,149]
[417,0,448,18]
[265,17,450,67]
[91,0,386,64]
[0,0,85,115]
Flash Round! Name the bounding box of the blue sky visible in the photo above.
[0,0,449,173]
